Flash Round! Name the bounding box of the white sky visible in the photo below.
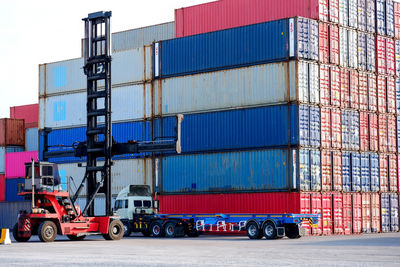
[0,0,212,118]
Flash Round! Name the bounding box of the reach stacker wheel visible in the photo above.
[38,221,57,242]
[103,220,124,241]
[12,223,31,242]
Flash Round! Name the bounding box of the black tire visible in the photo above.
[150,221,164,237]
[67,235,86,241]
[103,220,124,241]
[38,221,57,242]
[262,221,278,240]
[164,222,177,238]
[12,223,30,242]
[285,224,301,239]
[246,221,262,239]
[122,221,132,237]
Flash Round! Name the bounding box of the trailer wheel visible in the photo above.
[103,220,124,241]
[38,221,57,242]
[262,221,277,240]
[164,222,177,238]
[122,221,132,237]
[285,224,301,239]
[150,222,164,237]
[67,235,86,241]
[246,222,262,239]
[12,223,30,242]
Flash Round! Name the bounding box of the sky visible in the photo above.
[0,0,212,118]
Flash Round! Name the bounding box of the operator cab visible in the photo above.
[24,161,61,192]
[114,185,154,219]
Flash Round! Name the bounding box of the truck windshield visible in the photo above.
[143,201,151,208]
[114,200,128,210]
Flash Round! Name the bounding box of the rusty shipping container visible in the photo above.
[0,119,25,146]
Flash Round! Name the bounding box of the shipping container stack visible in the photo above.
[33,1,400,234]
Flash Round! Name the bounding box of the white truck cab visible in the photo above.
[114,185,154,220]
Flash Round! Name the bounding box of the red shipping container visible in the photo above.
[349,70,359,109]
[321,150,332,191]
[159,192,306,214]
[380,154,389,192]
[0,175,4,202]
[330,24,340,65]
[376,36,386,75]
[332,150,342,191]
[388,154,398,192]
[322,192,332,235]
[387,115,397,153]
[332,192,343,234]
[360,111,369,151]
[361,193,371,233]
[378,114,388,153]
[352,193,362,234]
[342,193,352,235]
[359,72,368,111]
[330,66,341,106]
[387,77,396,114]
[377,76,387,113]
[386,38,395,76]
[0,118,25,146]
[320,65,330,106]
[5,151,38,178]
[319,22,329,64]
[9,104,38,129]
[321,107,331,148]
[395,2,400,39]
[340,69,350,108]
[300,192,311,235]
[331,108,342,149]
[175,0,329,38]
[398,156,400,192]
[371,193,381,233]
[369,113,379,152]
[311,192,322,235]
[368,73,377,112]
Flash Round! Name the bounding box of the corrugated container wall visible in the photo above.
[5,151,38,178]
[0,201,31,228]
[155,17,319,79]
[0,146,24,173]
[0,119,25,146]
[9,104,38,129]
[25,128,38,151]
[5,178,25,202]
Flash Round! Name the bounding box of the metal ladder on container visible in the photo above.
[81,11,113,217]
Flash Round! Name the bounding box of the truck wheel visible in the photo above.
[67,235,86,241]
[122,221,132,237]
[164,222,177,238]
[150,222,164,237]
[12,223,30,242]
[285,224,301,239]
[38,221,57,242]
[262,221,277,240]
[246,222,262,239]
[103,220,124,241]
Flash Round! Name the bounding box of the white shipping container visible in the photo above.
[349,0,358,28]
[348,29,358,69]
[366,0,376,33]
[339,0,349,26]
[39,47,152,96]
[154,61,319,116]
[340,27,349,67]
[366,33,376,72]
[57,158,153,197]
[358,32,367,70]
[39,84,151,129]
[358,0,367,31]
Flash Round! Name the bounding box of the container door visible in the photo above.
[352,193,362,233]
[358,0,367,31]
[348,30,358,69]
[381,194,390,232]
[320,65,330,106]
[389,194,399,231]
[309,20,319,61]
[343,193,352,235]
[361,193,372,233]
[310,106,321,147]
[386,0,395,37]
[388,115,397,153]
[366,34,376,72]
[333,150,343,191]
[319,23,329,64]
[333,193,344,234]
[388,154,398,192]
[366,0,376,33]
[310,149,321,191]
[350,70,359,109]
[299,105,310,146]
[351,110,360,150]
[351,152,361,192]
[340,69,350,108]
[300,193,311,235]
[396,41,400,77]
[339,28,349,67]
[296,18,309,59]
[380,154,389,192]
[367,73,377,112]
[321,150,332,191]
[378,76,387,113]
[377,36,386,75]
[309,63,320,104]
[311,193,322,235]
[322,193,333,235]
[358,32,367,71]
[339,0,349,27]
[298,61,309,103]
[387,77,396,114]
[330,0,340,23]
[376,0,386,35]
[378,114,388,152]
[360,112,369,151]
[371,193,381,232]
[349,0,358,28]
[369,113,379,151]
[370,153,380,192]
[360,153,370,192]
[387,39,396,76]
[299,149,311,191]
[330,66,341,106]
[331,108,342,149]
[342,110,350,149]
[342,152,351,192]
[330,24,340,65]
[395,2,400,38]
[319,0,329,21]
[321,107,331,149]
[398,117,400,152]
[359,72,368,110]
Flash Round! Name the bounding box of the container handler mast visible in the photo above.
[12,11,183,242]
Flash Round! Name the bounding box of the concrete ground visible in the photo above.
[1,233,399,266]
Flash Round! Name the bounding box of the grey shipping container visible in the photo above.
[0,201,31,229]
[25,128,38,151]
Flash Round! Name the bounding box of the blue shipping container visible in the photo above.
[342,151,351,192]
[366,0,376,33]
[370,153,380,192]
[351,152,361,192]
[154,17,318,78]
[376,0,386,35]
[160,148,320,194]
[360,152,370,192]
[358,32,367,71]
[386,0,395,37]
[309,106,321,147]
[310,149,321,191]
[5,178,25,202]
[381,193,391,232]
[389,193,399,231]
